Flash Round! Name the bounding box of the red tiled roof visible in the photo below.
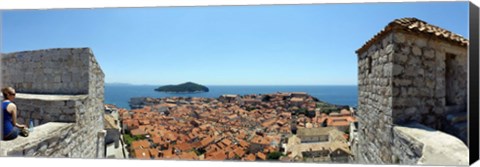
[256,152,267,160]
[175,142,193,152]
[162,147,173,158]
[327,117,353,127]
[200,136,215,148]
[243,154,256,161]
[221,138,233,146]
[134,149,151,159]
[251,135,270,145]
[290,97,303,102]
[149,149,159,159]
[205,150,227,161]
[261,119,277,128]
[178,151,198,160]
[357,17,468,54]
[237,139,249,148]
[130,128,147,136]
[131,140,150,149]
[233,147,246,157]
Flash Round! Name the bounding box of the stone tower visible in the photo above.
[355,18,468,164]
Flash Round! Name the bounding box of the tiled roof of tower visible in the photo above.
[356,17,469,54]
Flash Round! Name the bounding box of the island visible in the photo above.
[154,82,209,93]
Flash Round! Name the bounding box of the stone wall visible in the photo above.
[0,48,105,158]
[356,29,468,164]
[0,122,106,158]
[391,31,467,127]
[1,48,92,95]
[356,32,395,164]
[391,123,468,166]
[12,94,88,126]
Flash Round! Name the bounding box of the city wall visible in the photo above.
[0,48,105,158]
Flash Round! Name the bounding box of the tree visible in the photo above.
[267,151,284,160]
[123,134,135,146]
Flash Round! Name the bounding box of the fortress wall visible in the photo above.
[391,31,467,128]
[356,30,468,164]
[1,48,91,95]
[356,32,395,164]
[0,48,105,158]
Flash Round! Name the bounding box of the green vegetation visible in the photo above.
[155,82,209,93]
[123,134,135,146]
[298,108,307,115]
[267,151,285,160]
[123,134,146,146]
[193,148,206,156]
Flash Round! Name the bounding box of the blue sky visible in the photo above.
[1,2,469,85]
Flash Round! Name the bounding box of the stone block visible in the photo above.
[424,48,435,59]
[385,44,394,54]
[412,46,422,56]
[414,38,427,47]
[392,64,404,76]
[394,33,406,43]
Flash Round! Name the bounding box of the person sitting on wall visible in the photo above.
[2,87,28,141]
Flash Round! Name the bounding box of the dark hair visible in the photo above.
[2,87,15,99]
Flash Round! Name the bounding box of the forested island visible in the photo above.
[154,82,209,93]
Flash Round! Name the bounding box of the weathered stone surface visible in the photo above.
[0,48,105,159]
[414,38,427,48]
[423,49,435,59]
[412,46,422,56]
[394,32,405,43]
[356,28,467,165]
[393,123,468,166]
[392,64,404,76]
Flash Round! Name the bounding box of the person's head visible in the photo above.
[2,87,16,101]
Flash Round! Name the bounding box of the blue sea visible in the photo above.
[105,85,358,109]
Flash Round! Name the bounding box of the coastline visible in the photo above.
[106,85,358,109]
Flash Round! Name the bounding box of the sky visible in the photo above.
[1,2,469,86]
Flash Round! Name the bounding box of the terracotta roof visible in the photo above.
[233,147,246,157]
[178,151,198,160]
[237,139,249,148]
[256,152,267,160]
[221,138,233,146]
[149,149,160,159]
[251,135,270,145]
[261,119,277,128]
[134,149,151,159]
[130,128,147,136]
[205,150,227,161]
[131,140,151,149]
[200,136,215,148]
[162,147,174,158]
[327,117,351,127]
[357,17,468,54]
[243,154,256,161]
[290,97,304,102]
[175,142,193,151]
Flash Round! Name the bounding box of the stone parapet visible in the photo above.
[1,48,93,95]
[0,47,105,158]
[0,122,74,157]
[392,122,468,166]
[8,93,88,126]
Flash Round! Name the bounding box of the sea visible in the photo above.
[105,85,358,109]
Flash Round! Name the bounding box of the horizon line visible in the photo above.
[105,82,358,86]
